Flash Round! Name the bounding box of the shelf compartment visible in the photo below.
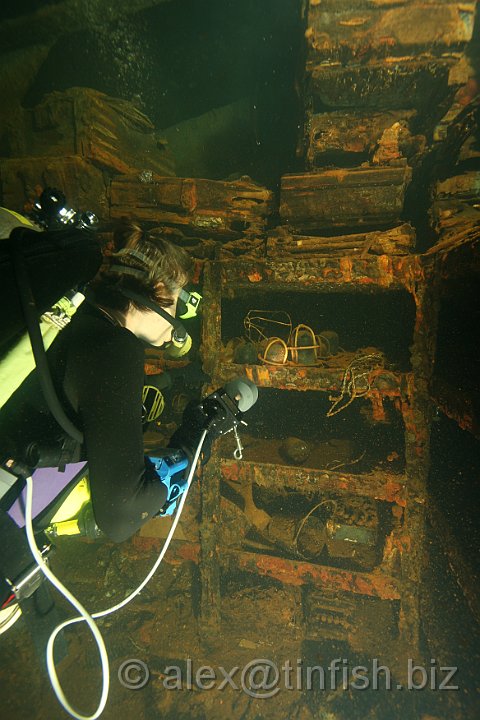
[216,388,407,476]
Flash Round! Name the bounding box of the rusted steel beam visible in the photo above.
[219,255,425,293]
[220,458,407,506]
[280,167,412,231]
[226,549,401,600]
[305,1,475,65]
[396,269,440,649]
[425,223,480,267]
[199,458,222,638]
[308,59,456,111]
[430,377,480,440]
[110,174,274,239]
[200,259,222,380]
[267,224,416,257]
[213,361,409,400]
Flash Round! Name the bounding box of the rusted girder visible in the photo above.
[226,549,401,600]
[267,224,416,257]
[220,458,407,506]
[219,255,425,293]
[213,361,409,399]
[132,537,401,601]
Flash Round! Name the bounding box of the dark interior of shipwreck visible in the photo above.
[0,1,479,719]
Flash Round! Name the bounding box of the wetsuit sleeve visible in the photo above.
[74,330,167,542]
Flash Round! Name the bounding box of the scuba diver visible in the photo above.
[0,192,258,720]
[1,215,212,542]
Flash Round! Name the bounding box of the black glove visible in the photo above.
[167,400,213,466]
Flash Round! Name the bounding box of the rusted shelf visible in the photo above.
[219,255,425,293]
[219,458,406,506]
[223,548,401,601]
[430,376,480,440]
[133,537,400,601]
[213,361,409,398]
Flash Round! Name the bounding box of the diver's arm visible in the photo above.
[75,329,167,542]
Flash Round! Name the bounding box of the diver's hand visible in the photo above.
[168,400,213,465]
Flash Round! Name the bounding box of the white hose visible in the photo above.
[23,429,206,720]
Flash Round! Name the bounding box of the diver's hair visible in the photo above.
[91,219,193,312]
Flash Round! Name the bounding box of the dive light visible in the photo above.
[30,187,98,230]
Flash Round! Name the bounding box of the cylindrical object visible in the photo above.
[224,377,258,412]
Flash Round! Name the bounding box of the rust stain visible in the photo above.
[339,17,368,27]
[339,256,354,282]
[221,461,242,483]
[383,482,406,507]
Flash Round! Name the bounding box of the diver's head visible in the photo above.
[89,219,194,346]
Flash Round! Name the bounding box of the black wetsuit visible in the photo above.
[0,303,168,543]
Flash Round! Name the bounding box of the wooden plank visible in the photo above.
[279,167,412,230]
[306,1,475,64]
[110,174,274,239]
[0,155,107,219]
